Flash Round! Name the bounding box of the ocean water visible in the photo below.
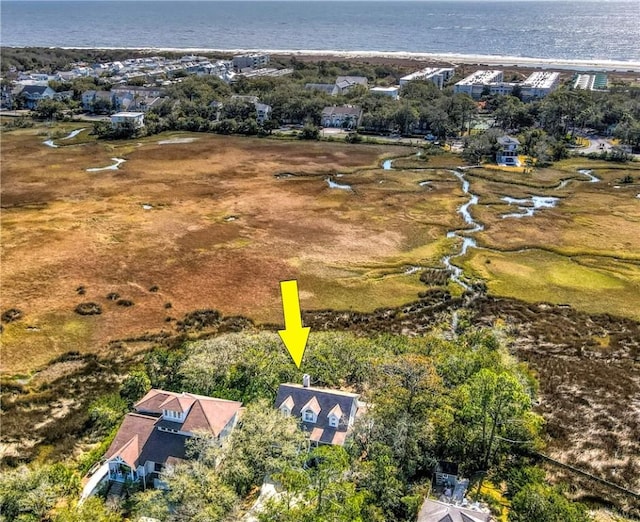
[1,1,639,62]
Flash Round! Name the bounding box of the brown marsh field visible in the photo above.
[2,125,639,375]
[1,123,640,510]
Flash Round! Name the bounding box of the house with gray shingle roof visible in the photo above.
[417,498,492,522]
[18,84,55,109]
[275,375,363,446]
[321,105,363,129]
[102,389,241,486]
[333,76,368,95]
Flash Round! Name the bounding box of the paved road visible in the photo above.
[0,109,109,122]
[578,136,613,155]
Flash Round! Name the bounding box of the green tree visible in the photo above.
[510,483,592,522]
[164,462,238,522]
[357,443,405,520]
[220,399,308,497]
[457,369,541,490]
[53,497,121,522]
[363,353,441,480]
[32,99,66,120]
[0,464,80,521]
[120,370,151,407]
[88,393,127,431]
[300,123,320,140]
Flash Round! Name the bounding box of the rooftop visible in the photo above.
[455,70,503,86]
[400,67,454,82]
[417,499,491,522]
[275,383,361,446]
[522,71,560,89]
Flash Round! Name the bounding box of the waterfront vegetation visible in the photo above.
[0,330,596,521]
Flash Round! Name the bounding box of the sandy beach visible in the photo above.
[89,47,640,73]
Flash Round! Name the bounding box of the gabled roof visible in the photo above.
[274,383,360,446]
[134,389,241,436]
[105,390,242,470]
[417,499,491,522]
[104,413,157,468]
[20,84,50,96]
[305,83,335,94]
[160,394,195,413]
[279,395,295,411]
[335,76,368,86]
[321,105,362,118]
[301,396,322,415]
[328,404,343,419]
[180,397,242,436]
[113,435,139,468]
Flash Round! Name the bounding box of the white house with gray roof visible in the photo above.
[321,105,363,129]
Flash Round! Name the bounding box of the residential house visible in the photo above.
[321,105,363,129]
[53,90,74,102]
[111,86,167,110]
[54,71,79,82]
[82,90,115,113]
[333,76,368,95]
[496,135,521,166]
[111,111,145,129]
[275,374,363,446]
[230,95,272,123]
[18,84,56,109]
[231,94,259,105]
[103,389,242,486]
[417,499,491,522]
[1,82,17,109]
[255,102,272,124]
[17,73,50,82]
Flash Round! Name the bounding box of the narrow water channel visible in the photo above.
[442,169,483,291]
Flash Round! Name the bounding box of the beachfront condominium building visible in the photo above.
[399,67,456,90]
[453,70,504,98]
[454,70,559,100]
[573,73,608,91]
[520,71,560,99]
[232,53,270,71]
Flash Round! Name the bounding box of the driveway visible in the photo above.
[577,136,613,155]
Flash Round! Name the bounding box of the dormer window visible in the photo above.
[300,396,321,424]
[303,409,317,423]
[279,396,295,417]
[328,415,339,428]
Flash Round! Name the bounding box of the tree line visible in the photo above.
[1,327,594,521]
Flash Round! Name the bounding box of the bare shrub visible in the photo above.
[75,303,102,315]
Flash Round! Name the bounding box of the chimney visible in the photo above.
[302,374,311,388]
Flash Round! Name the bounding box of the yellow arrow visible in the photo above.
[278,280,310,368]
